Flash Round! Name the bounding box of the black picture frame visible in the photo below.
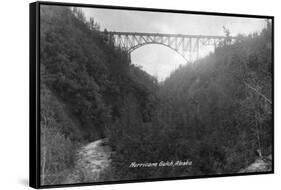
[30,1,274,188]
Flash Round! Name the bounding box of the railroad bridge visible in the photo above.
[102,31,238,63]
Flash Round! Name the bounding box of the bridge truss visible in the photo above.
[103,31,238,63]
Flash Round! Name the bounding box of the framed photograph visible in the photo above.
[30,1,274,188]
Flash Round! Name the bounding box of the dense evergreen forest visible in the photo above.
[40,5,272,185]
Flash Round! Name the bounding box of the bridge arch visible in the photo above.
[130,43,187,81]
[128,42,189,62]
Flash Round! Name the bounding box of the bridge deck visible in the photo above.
[105,31,238,40]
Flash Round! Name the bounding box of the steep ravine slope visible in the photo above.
[40,6,156,185]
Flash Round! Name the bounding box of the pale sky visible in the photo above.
[82,7,267,81]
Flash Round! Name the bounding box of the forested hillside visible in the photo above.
[159,23,272,174]
[40,5,157,184]
[40,5,272,185]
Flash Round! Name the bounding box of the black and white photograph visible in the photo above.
[30,1,273,188]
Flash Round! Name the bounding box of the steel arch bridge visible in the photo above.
[103,31,238,63]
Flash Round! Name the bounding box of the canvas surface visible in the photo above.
[32,2,273,187]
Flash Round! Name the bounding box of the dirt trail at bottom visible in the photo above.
[63,139,112,184]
